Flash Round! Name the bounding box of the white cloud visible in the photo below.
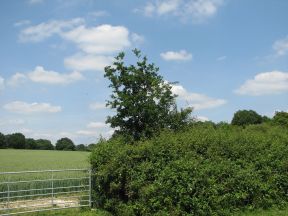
[19,18,84,42]
[140,0,224,22]
[61,24,131,54]
[14,20,31,27]
[273,36,288,57]
[157,0,180,15]
[28,66,84,84]
[184,0,224,21]
[235,71,288,96]
[0,76,4,92]
[3,101,62,114]
[19,19,136,53]
[195,116,209,122]
[76,130,97,136]
[7,73,27,87]
[161,50,192,61]
[171,84,226,110]
[64,54,113,71]
[87,122,107,129]
[131,33,145,44]
[89,102,106,110]
[143,2,156,16]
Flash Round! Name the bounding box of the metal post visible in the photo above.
[51,170,54,207]
[89,169,92,208]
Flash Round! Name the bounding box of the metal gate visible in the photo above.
[0,169,91,215]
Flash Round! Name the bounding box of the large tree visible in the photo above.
[231,110,263,126]
[36,139,54,150]
[6,133,26,149]
[0,132,6,149]
[25,138,37,149]
[104,49,191,140]
[55,137,75,151]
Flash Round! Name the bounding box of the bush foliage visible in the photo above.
[90,123,288,215]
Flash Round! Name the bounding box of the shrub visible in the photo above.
[273,111,288,127]
[90,124,288,215]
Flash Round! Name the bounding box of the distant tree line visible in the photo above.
[0,133,96,151]
[0,110,286,151]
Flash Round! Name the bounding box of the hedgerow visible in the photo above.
[90,123,288,215]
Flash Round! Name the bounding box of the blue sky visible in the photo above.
[0,0,287,144]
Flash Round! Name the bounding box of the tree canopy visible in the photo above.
[231,110,263,126]
[6,133,26,149]
[273,111,288,127]
[0,132,6,149]
[104,49,192,140]
[55,137,75,151]
[36,139,54,150]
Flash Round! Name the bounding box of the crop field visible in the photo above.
[0,149,91,215]
[0,149,90,172]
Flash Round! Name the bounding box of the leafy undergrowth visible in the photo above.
[234,206,288,216]
[90,123,288,215]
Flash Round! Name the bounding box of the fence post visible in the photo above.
[89,169,92,208]
[51,170,54,207]
[7,176,10,214]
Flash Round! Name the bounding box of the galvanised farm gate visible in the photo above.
[0,169,91,215]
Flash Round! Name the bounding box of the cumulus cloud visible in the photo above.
[7,67,84,86]
[18,19,140,73]
[3,101,61,114]
[140,0,224,22]
[27,66,84,84]
[64,54,113,71]
[235,71,288,96]
[61,24,131,54]
[19,19,136,54]
[89,102,106,110]
[273,36,288,57]
[19,18,84,42]
[161,50,192,61]
[7,73,27,87]
[171,84,226,110]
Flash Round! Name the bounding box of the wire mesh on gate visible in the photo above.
[0,169,91,215]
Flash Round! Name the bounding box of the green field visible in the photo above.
[0,149,91,215]
[0,149,90,172]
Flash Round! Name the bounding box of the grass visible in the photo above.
[0,149,91,215]
[22,208,111,216]
[0,149,90,172]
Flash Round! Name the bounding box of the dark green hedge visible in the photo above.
[90,123,288,215]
